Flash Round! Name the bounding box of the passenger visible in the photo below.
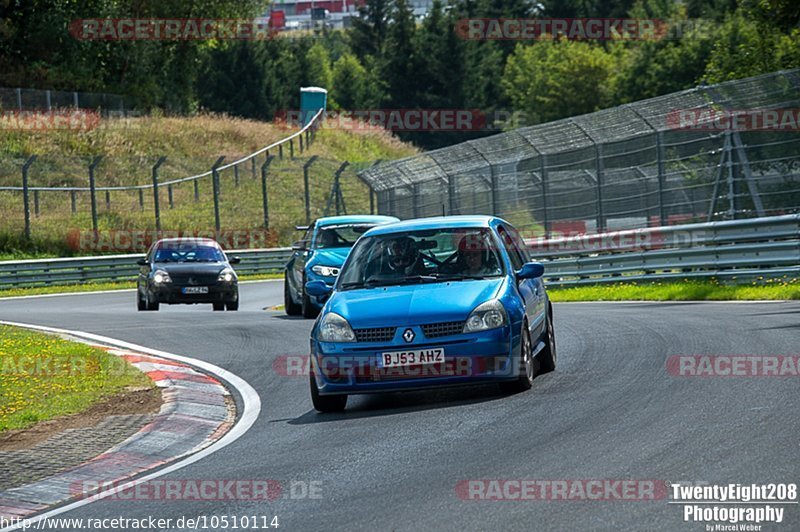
[457,234,495,276]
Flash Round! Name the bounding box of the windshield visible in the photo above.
[314,224,376,249]
[338,228,504,290]
[153,244,225,263]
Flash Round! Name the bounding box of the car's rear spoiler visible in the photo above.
[295,225,309,231]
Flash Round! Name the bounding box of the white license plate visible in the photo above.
[182,286,209,294]
[378,348,445,368]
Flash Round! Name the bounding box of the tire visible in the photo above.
[284,272,302,316]
[226,300,239,311]
[145,292,159,311]
[537,303,557,374]
[310,373,347,413]
[212,302,225,311]
[500,319,535,394]
[302,290,320,319]
[137,289,146,311]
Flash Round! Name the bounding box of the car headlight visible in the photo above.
[153,270,171,284]
[463,299,507,333]
[217,268,236,283]
[317,312,356,342]
[311,265,340,277]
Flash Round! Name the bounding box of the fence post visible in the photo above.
[448,175,456,215]
[412,183,420,217]
[370,189,375,214]
[654,132,667,226]
[88,156,102,232]
[299,132,304,153]
[138,189,144,211]
[211,156,225,232]
[70,190,77,214]
[490,168,498,216]
[261,156,275,229]
[33,190,40,217]
[251,157,257,180]
[22,155,36,239]
[279,144,283,159]
[595,144,605,233]
[16,88,22,111]
[303,156,318,225]
[73,92,79,108]
[725,130,735,219]
[152,156,166,233]
[540,155,549,238]
[168,185,174,209]
[105,190,110,211]
[45,90,51,112]
[194,179,199,202]
[289,139,294,159]
[234,164,239,187]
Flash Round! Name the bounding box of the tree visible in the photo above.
[332,54,368,109]
[381,0,417,108]
[349,0,391,59]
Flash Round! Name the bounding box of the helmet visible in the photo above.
[458,233,490,263]
[387,236,419,271]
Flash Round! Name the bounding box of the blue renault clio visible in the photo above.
[284,215,399,318]
[305,216,556,412]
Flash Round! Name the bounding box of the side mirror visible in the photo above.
[136,258,148,266]
[292,240,308,251]
[516,261,544,280]
[229,256,241,265]
[305,280,332,298]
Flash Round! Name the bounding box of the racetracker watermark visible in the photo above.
[275,355,517,379]
[456,18,719,41]
[667,109,800,131]
[0,353,135,378]
[277,109,489,132]
[66,229,274,252]
[69,479,323,501]
[455,479,667,501]
[0,110,101,131]
[69,18,279,41]
[667,356,800,377]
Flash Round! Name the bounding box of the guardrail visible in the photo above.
[0,248,293,289]
[530,214,800,287]
[0,215,797,290]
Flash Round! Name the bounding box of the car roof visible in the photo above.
[363,216,500,236]
[155,238,220,246]
[315,215,399,227]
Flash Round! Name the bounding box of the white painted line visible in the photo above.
[0,278,281,301]
[0,320,262,532]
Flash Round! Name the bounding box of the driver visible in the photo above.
[457,234,494,276]
[385,236,426,276]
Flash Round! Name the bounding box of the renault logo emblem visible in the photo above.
[402,328,415,343]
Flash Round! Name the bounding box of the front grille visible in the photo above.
[353,327,396,343]
[170,273,219,285]
[422,321,465,338]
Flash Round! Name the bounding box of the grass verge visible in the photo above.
[0,325,154,431]
[0,272,282,299]
[548,279,800,302]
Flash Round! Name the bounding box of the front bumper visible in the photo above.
[311,326,520,395]
[148,283,238,304]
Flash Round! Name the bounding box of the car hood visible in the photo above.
[329,278,505,327]
[153,262,226,274]
[309,247,350,266]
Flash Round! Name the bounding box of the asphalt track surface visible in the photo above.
[1,282,798,531]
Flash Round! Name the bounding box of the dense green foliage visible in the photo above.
[1,0,798,149]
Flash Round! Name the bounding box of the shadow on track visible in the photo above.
[282,382,527,424]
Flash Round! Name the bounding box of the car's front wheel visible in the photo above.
[226,299,239,311]
[212,302,225,311]
[136,289,146,311]
[500,319,535,394]
[284,272,302,316]
[310,373,347,413]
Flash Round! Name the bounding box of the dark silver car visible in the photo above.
[136,238,240,311]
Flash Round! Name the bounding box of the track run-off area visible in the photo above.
[1,280,798,531]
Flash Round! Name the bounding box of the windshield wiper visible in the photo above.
[340,275,437,290]
[432,274,493,281]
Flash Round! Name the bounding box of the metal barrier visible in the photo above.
[532,214,800,286]
[0,215,797,289]
[0,248,292,289]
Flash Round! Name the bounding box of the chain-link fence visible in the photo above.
[0,87,127,115]
[360,69,800,237]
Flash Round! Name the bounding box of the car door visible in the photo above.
[497,224,544,338]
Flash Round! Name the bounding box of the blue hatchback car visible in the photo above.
[284,215,399,318]
[305,216,557,412]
